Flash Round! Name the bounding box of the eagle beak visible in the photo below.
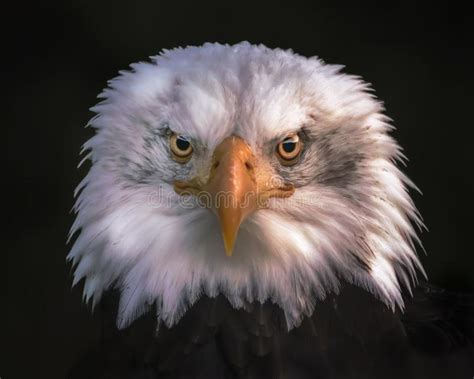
[174,136,294,256]
[204,136,258,256]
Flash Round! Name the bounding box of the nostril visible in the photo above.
[213,160,220,170]
[245,161,253,171]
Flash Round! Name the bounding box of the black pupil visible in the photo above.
[176,136,190,151]
[282,140,296,153]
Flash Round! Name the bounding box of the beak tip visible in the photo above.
[223,239,235,257]
[219,211,240,258]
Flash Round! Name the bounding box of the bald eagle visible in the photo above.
[68,42,473,378]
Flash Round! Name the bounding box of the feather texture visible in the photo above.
[67,282,474,378]
[68,42,424,330]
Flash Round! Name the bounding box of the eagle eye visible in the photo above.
[276,133,302,165]
[170,133,193,163]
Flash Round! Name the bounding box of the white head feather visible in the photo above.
[68,42,424,330]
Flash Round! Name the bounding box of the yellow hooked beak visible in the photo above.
[174,136,294,256]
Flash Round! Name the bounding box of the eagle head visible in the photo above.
[68,42,424,330]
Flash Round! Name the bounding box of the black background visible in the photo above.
[5,1,473,378]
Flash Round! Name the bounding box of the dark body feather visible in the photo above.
[68,282,473,379]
